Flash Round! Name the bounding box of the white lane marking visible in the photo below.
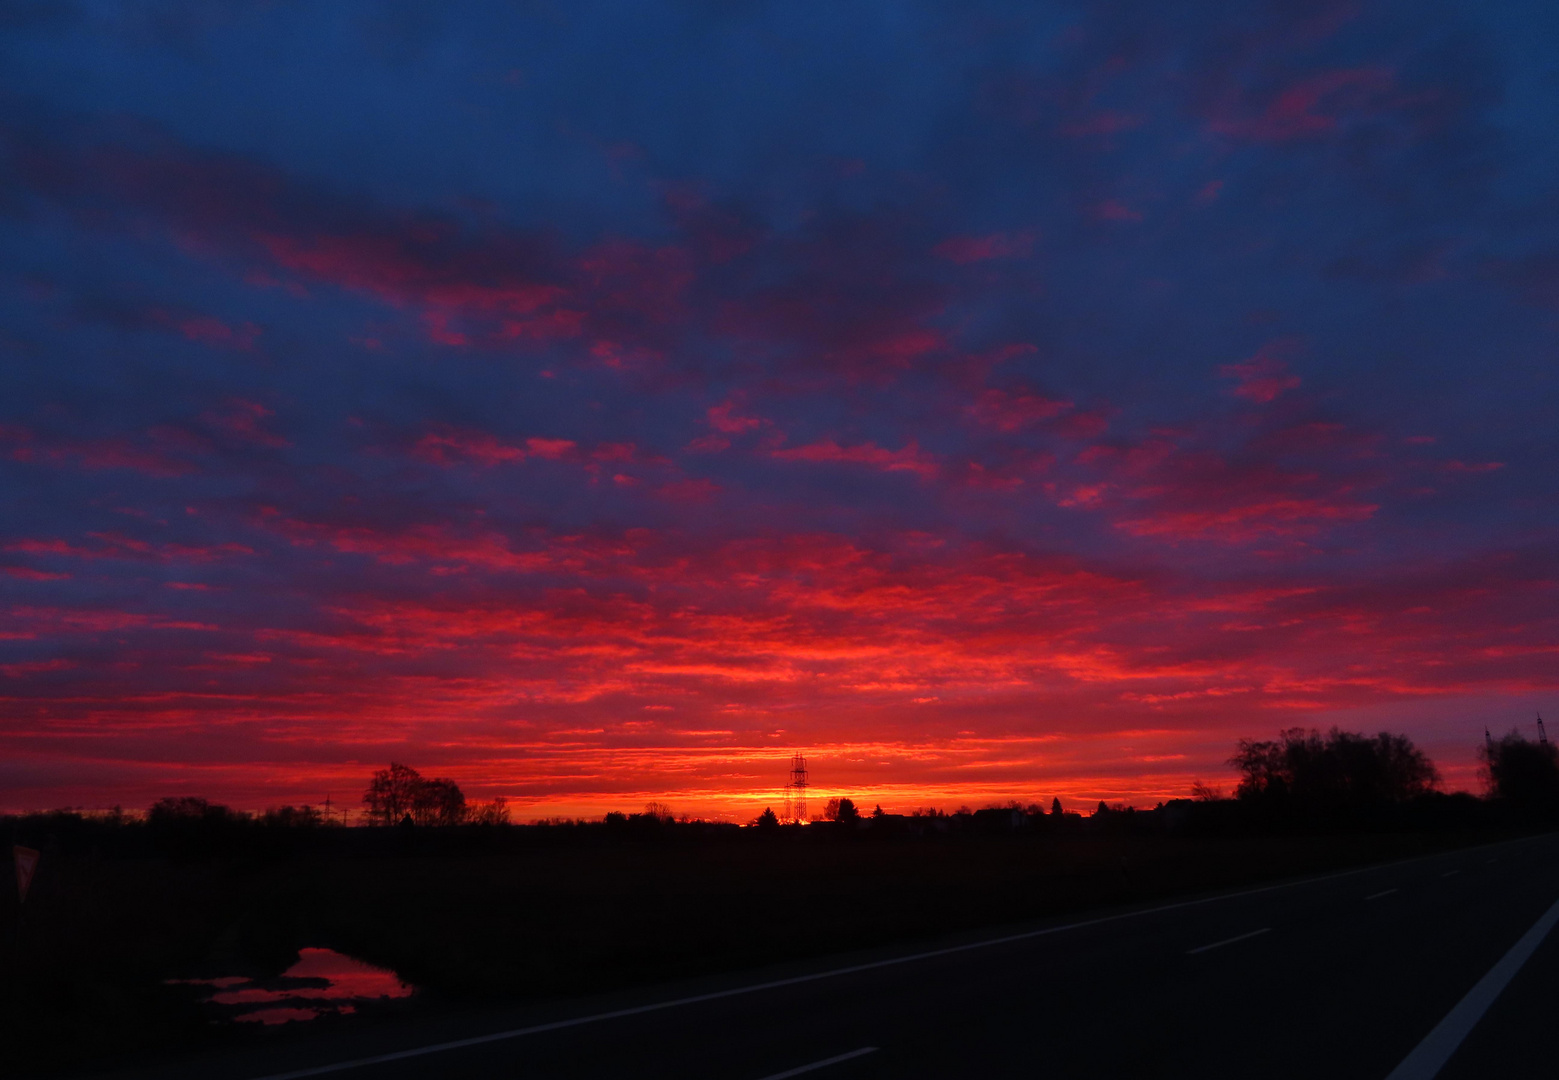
[245,835,1553,1080]
[1366,889,1399,901]
[1186,927,1271,955]
[755,1046,878,1080]
[1440,870,1460,878]
[1384,893,1559,1080]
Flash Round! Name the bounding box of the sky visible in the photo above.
[1,0,1557,821]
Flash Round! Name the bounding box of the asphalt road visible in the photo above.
[118,833,1559,1080]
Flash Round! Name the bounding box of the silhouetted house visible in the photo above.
[865,812,911,835]
[972,807,1023,833]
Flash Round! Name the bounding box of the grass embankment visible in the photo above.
[0,827,1526,1076]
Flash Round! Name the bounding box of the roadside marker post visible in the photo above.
[14,844,39,904]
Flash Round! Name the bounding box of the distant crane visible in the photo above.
[1539,714,1549,746]
[783,753,809,824]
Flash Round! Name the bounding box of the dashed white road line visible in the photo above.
[755,1047,878,1080]
[1366,889,1399,901]
[1384,893,1559,1080]
[1186,928,1271,955]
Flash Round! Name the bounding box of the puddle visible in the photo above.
[167,948,414,1025]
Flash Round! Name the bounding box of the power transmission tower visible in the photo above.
[783,753,809,824]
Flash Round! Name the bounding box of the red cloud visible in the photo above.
[1059,111,1143,137]
[1090,200,1143,223]
[203,399,289,447]
[413,429,527,466]
[178,315,260,350]
[967,387,1073,432]
[6,534,252,563]
[4,567,71,581]
[1208,68,1397,142]
[771,439,939,480]
[933,231,1034,265]
[1221,340,1304,403]
[0,425,195,476]
[1116,496,1378,542]
[708,400,764,434]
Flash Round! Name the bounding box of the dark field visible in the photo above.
[0,823,1541,1078]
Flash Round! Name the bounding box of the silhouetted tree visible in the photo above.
[836,797,859,823]
[363,763,422,825]
[262,805,323,827]
[1231,728,1439,816]
[148,796,248,827]
[872,803,885,819]
[363,763,469,826]
[754,807,780,829]
[468,798,511,826]
[1480,731,1559,817]
[1050,797,1063,816]
[146,796,249,858]
[413,777,467,826]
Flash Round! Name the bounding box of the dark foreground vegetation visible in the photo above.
[2,726,1556,1077]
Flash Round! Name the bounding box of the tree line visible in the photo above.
[3,725,1554,852]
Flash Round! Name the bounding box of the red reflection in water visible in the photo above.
[237,1005,357,1026]
[168,947,412,1025]
[283,947,413,1000]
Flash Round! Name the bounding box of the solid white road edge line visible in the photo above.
[755,1046,879,1080]
[245,834,1551,1080]
[1383,892,1559,1080]
[1365,889,1399,901]
[1186,927,1270,954]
